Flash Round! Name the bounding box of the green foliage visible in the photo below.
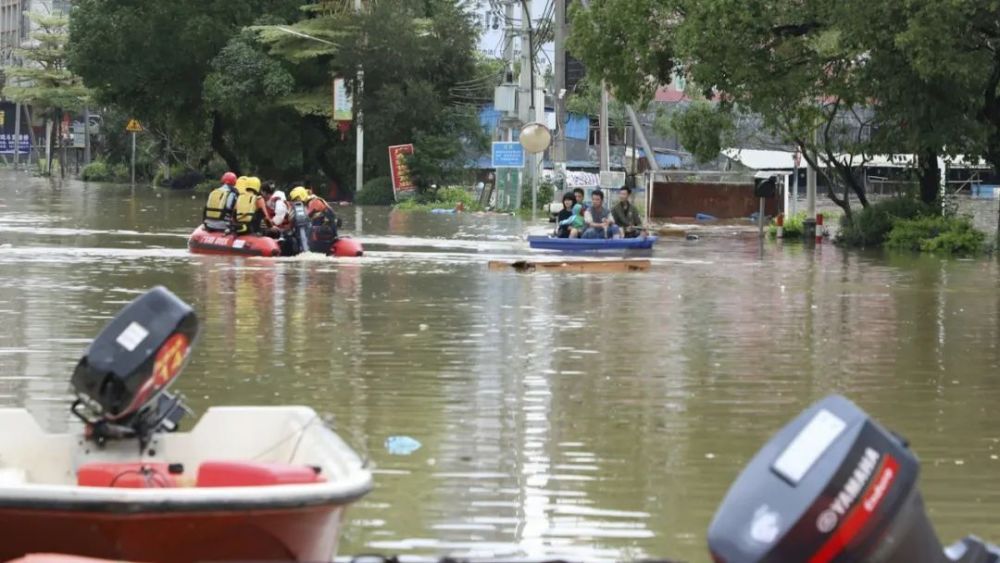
[520,181,556,211]
[567,0,675,104]
[80,159,125,182]
[355,176,395,206]
[394,185,482,212]
[838,197,931,248]
[3,14,89,113]
[885,216,986,255]
[565,78,628,128]
[768,212,808,239]
[666,102,735,164]
[69,0,486,192]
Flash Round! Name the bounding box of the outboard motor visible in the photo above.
[290,200,311,256]
[70,286,197,450]
[708,395,999,563]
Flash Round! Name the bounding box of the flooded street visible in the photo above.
[1,170,999,561]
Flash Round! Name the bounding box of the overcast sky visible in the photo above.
[471,0,556,75]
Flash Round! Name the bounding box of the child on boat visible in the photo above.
[557,202,585,238]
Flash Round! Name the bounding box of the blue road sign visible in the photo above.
[492,142,525,168]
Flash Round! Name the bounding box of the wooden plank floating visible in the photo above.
[488,259,651,273]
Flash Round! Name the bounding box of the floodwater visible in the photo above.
[1,169,999,562]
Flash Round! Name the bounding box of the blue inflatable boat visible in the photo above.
[527,235,658,251]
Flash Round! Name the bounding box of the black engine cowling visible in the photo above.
[708,395,999,563]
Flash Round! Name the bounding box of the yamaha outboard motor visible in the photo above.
[708,395,999,563]
[70,286,197,449]
[290,200,311,256]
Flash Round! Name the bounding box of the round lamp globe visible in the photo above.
[519,122,551,154]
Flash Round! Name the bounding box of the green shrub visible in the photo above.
[520,181,556,211]
[80,159,130,183]
[838,197,930,247]
[80,160,111,182]
[393,185,483,212]
[886,215,985,255]
[355,176,396,205]
[768,212,808,239]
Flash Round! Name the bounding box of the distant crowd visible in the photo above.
[555,187,644,239]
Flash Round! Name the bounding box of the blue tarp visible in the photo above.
[564,114,590,140]
[637,148,682,168]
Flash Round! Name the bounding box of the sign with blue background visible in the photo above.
[491,142,524,168]
[0,134,29,155]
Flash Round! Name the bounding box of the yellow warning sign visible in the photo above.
[125,118,143,133]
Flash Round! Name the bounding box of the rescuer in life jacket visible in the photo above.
[289,186,339,254]
[203,172,240,232]
[233,176,270,235]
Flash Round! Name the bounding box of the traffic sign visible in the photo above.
[125,119,143,133]
[492,142,524,168]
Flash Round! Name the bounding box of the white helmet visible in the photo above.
[272,190,286,201]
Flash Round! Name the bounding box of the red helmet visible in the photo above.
[221,172,237,186]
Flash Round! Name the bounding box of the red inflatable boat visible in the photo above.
[187,225,363,258]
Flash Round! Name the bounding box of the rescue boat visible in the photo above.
[0,287,372,562]
[187,225,364,258]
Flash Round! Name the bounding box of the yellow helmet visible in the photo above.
[245,176,262,194]
[289,186,309,202]
[234,176,250,194]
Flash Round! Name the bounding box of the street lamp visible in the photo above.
[520,122,551,215]
[519,122,551,155]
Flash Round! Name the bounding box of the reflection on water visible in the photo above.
[1,170,999,561]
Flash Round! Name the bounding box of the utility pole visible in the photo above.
[806,132,817,219]
[354,0,364,194]
[83,106,91,165]
[12,0,22,169]
[553,0,566,176]
[599,82,609,173]
[517,0,532,210]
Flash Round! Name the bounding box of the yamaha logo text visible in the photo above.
[816,447,880,533]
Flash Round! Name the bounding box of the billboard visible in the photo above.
[388,144,415,199]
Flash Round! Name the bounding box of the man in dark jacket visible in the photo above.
[611,186,644,238]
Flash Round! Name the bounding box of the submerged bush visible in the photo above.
[394,185,483,212]
[80,159,129,183]
[355,176,396,206]
[885,215,986,255]
[837,197,931,247]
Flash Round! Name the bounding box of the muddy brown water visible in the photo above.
[0,170,998,561]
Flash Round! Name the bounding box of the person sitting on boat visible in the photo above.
[611,186,644,238]
[557,203,585,239]
[202,172,240,232]
[555,193,576,238]
[263,182,290,235]
[582,190,622,239]
[289,186,339,253]
[233,177,268,236]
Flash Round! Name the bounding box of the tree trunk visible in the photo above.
[210,111,241,174]
[917,149,940,205]
[58,108,67,179]
[46,117,54,176]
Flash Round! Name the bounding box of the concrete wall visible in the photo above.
[650,181,781,219]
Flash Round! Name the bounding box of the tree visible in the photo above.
[68,0,302,172]
[257,0,488,191]
[568,0,998,216]
[3,13,89,177]
[656,101,735,164]
[567,0,676,105]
